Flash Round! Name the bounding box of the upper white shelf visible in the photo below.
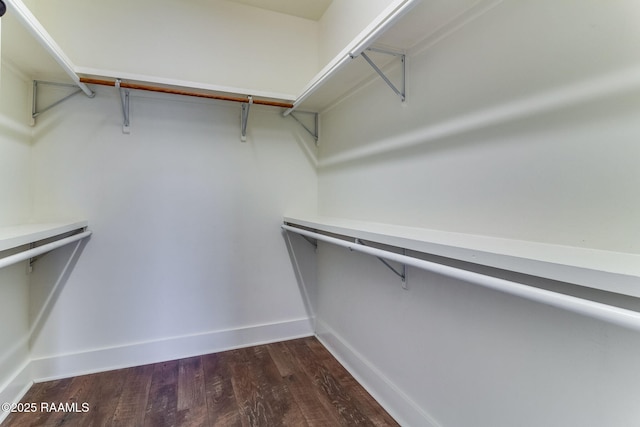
[0,220,89,252]
[287,0,419,114]
[291,49,399,113]
[288,0,497,113]
[1,7,73,83]
[3,0,483,115]
[284,215,640,298]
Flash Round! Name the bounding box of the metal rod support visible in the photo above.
[32,80,82,119]
[302,235,318,249]
[282,224,640,332]
[357,238,406,283]
[0,231,92,270]
[32,80,37,120]
[290,111,319,143]
[240,96,253,142]
[116,79,131,133]
[361,51,406,102]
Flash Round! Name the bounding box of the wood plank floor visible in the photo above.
[2,337,399,426]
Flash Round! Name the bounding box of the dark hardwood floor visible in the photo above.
[2,337,399,426]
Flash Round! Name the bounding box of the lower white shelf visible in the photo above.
[284,215,640,298]
[0,220,88,253]
[0,220,91,270]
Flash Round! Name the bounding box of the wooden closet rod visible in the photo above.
[79,78,294,109]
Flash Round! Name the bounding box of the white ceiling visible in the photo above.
[226,0,333,21]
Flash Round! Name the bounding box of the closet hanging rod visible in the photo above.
[79,78,294,109]
[282,224,640,332]
[0,230,91,270]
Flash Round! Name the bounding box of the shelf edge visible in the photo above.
[0,220,89,253]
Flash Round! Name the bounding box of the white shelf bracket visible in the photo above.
[359,47,406,102]
[115,79,131,134]
[240,96,253,142]
[31,80,83,125]
[289,111,319,144]
[356,238,407,289]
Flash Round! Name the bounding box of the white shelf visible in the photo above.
[294,50,398,113]
[0,220,89,252]
[284,215,640,298]
[290,0,499,113]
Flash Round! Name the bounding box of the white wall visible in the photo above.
[319,0,640,252]
[26,86,317,372]
[314,0,640,425]
[0,60,33,408]
[315,245,640,427]
[318,0,399,65]
[0,62,31,225]
[25,0,320,98]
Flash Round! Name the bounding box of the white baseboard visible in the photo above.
[1,318,432,426]
[0,360,32,425]
[30,318,313,382]
[315,319,442,427]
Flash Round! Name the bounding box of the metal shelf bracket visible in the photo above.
[31,80,83,125]
[284,224,318,250]
[289,111,319,144]
[302,235,318,250]
[25,226,88,274]
[356,239,408,289]
[115,79,131,134]
[240,96,253,142]
[27,242,36,274]
[359,47,406,102]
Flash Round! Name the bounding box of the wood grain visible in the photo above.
[269,341,342,426]
[78,78,295,108]
[203,351,242,426]
[144,360,179,427]
[110,365,154,426]
[177,356,208,426]
[2,337,399,427]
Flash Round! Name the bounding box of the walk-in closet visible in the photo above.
[1,0,639,425]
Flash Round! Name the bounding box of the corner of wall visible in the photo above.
[316,320,442,427]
